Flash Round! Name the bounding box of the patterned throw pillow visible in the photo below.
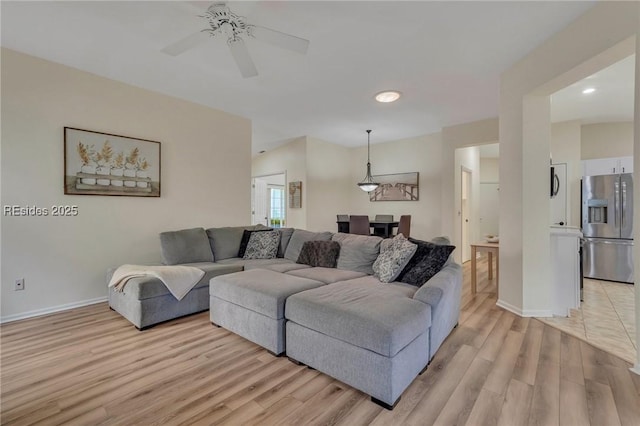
[243,231,281,259]
[238,228,273,258]
[372,234,418,283]
[396,238,455,286]
[297,240,341,268]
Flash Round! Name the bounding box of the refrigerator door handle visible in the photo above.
[614,181,619,228]
[621,181,626,228]
[587,239,633,246]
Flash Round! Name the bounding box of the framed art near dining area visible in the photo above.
[369,172,419,201]
[64,127,161,197]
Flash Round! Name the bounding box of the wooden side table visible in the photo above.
[470,242,499,297]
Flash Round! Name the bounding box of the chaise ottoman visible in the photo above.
[209,269,325,355]
[284,277,432,408]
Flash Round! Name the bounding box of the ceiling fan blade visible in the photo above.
[161,31,211,56]
[249,25,309,54]
[228,38,258,78]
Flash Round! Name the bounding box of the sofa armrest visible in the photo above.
[412,260,462,359]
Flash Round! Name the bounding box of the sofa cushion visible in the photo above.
[277,228,295,258]
[297,240,341,268]
[210,269,324,319]
[122,262,242,300]
[252,262,311,273]
[331,233,382,275]
[238,228,274,258]
[215,258,292,269]
[206,225,267,261]
[159,228,214,265]
[397,238,456,286]
[286,267,366,284]
[285,280,431,357]
[284,229,333,262]
[373,234,418,283]
[243,230,280,259]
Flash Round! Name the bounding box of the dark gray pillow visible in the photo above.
[243,231,280,259]
[396,237,455,286]
[297,240,341,268]
[277,228,295,258]
[238,228,273,258]
[284,229,333,262]
[159,227,214,265]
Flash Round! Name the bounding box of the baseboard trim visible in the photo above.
[496,299,522,316]
[631,364,640,376]
[0,296,108,324]
[496,300,553,318]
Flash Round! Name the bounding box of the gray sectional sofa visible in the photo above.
[108,225,462,409]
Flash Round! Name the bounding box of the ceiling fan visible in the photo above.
[161,2,310,78]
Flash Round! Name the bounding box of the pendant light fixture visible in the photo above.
[357,130,379,192]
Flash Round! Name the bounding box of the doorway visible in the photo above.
[251,173,286,227]
[461,167,472,262]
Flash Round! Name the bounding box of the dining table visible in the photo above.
[336,220,399,238]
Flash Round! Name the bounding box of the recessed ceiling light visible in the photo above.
[374,90,401,103]
[582,87,596,94]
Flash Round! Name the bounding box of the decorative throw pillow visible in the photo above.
[243,231,281,259]
[159,227,214,265]
[372,234,418,283]
[396,238,455,286]
[297,240,341,268]
[284,229,334,262]
[238,228,273,258]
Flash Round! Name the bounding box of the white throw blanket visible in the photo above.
[108,264,205,301]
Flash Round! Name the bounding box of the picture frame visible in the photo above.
[288,181,302,208]
[369,172,419,202]
[64,127,161,197]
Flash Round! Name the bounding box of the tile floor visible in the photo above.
[537,278,637,364]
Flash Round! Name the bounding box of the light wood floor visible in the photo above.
[2,257,639,426]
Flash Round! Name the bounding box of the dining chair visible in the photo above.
[337,214,350,233]
[397,215,411,238]
[349,215,370,235]
[372,214,393,237]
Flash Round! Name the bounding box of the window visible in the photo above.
[269,187,285,228]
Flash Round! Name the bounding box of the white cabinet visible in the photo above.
[618,156,633,174]
[550,226,582,317]
[582,156,633,176]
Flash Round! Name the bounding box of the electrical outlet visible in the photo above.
[15,278,25,291]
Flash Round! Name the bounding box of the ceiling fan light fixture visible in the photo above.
[375,90,401,103]
[357,130,379,193]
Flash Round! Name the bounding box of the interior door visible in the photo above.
[461,169,472,262]
[252,178,268,226]
[480,183,499,237]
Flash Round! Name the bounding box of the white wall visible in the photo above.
[1,49,252,320]
[581,122,634,159]
[305,137,351,232]
[480,158,499,183]
[348,133,443,241]
[551,120,582,227]
[252,137,307,229]
[499,1,638,317]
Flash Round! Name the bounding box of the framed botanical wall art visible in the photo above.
[289,181,302,208]
[369,172,419,202]
[64,127,161,197]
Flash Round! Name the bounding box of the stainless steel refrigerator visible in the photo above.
[582,173,634,283]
